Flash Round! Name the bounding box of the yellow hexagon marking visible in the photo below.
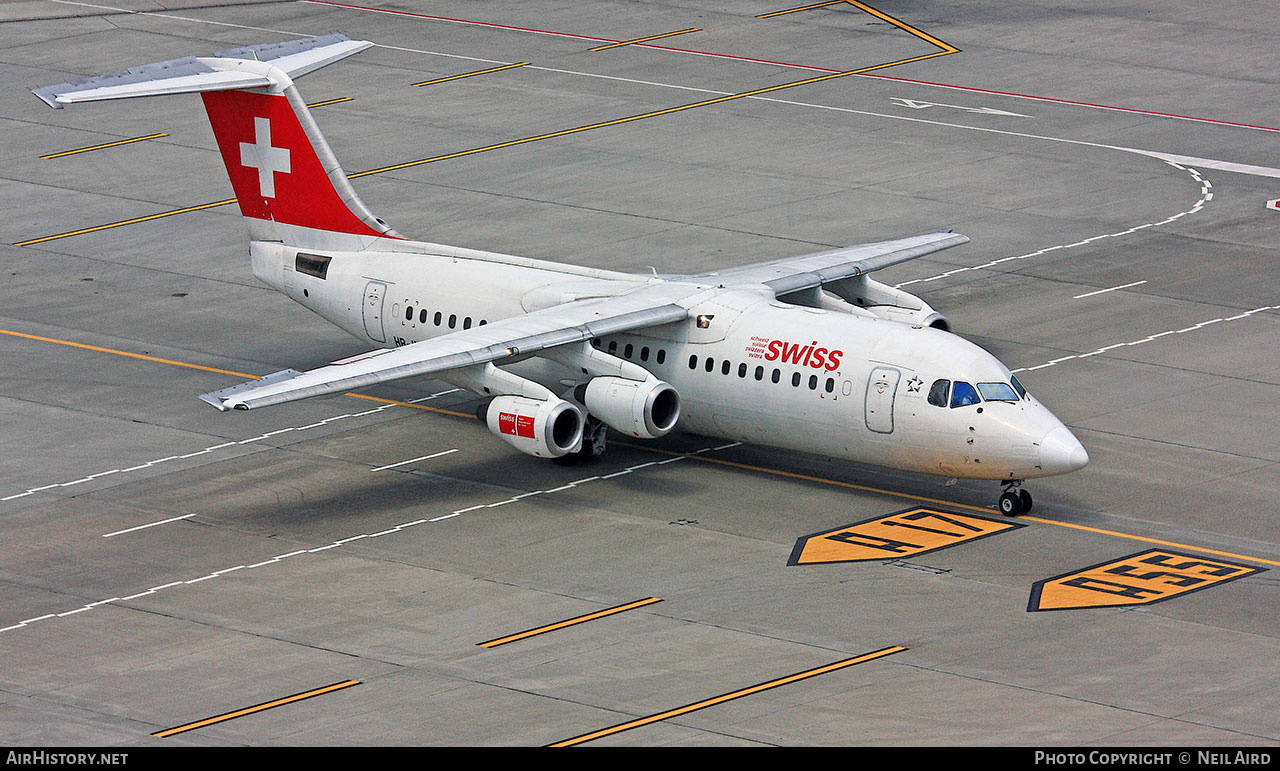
[1028,550,1265,612]
[788,508,1023,565]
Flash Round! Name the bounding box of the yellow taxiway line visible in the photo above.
[41,133,168,160]
[589,28,701,52]
[478,597,663,648]
[152,679,361,737]
[411,62,530,87]
[548,646,906,746]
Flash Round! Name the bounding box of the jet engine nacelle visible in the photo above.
[483,395,584,458]
[826,275,950,331]
[575,376,681,439]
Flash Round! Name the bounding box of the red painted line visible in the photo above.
[302,0,615,42]
[303,0,1280,134]
[302,0,841,71]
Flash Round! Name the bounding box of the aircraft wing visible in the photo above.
[199,292,689,411]
[697,231,969,295]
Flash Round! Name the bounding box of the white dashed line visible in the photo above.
[1013,305,1280,373]
[897,163,1213,289]
[0,443,729,635]
[102,513,197,538]
[1074,281,1148,299]
[1,388,462,503]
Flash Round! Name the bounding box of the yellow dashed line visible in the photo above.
[41,133,168,160]
[478,597,663,648]
[589,28,701,52]
[412,62,530,87]
[152,680,360,737]
[757,1,845,19]
[13,199,237,248]
[353,53,946,179]
[306,96,354,108]
[549,646,906,746]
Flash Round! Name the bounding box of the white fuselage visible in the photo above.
[253,241,1086,481]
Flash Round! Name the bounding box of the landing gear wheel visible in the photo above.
[998,480,1030,516]
[551,417,608,466]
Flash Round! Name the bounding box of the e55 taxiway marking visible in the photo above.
[1028,550,1265,612]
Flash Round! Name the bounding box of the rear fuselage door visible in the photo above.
[363,280,387,343]
[865,366,901,434]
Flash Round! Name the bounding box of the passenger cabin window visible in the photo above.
[295,253,331,279]
[950,381,981,408]
[419,309,429,324]
[928,379,950,408]
[977,382,1019,402]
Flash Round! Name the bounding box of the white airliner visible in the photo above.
[34,35,1087,515]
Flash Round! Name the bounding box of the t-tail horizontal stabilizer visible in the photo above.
[31,34,371,107]
[31,34,399,250]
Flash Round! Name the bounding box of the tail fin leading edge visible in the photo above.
[32,34,399,250]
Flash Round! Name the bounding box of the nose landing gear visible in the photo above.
[999,480,1032,516]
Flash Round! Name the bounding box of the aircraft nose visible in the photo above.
[1039,425,1089,474]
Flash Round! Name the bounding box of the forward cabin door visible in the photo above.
[865,366,900,434]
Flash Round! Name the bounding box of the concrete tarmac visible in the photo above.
[0,0,1277,747]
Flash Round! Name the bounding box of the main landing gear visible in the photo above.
[552,416,609,466]
[998,480,1032,516]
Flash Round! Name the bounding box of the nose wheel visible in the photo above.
[998,481,1032,516]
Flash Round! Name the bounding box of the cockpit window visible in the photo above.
[977,382,1020,402]
[1011,375,1027,399]
[950,381,981,408]
[927,379,950,407]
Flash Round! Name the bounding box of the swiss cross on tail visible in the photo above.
[201,90,385,238]
[240,117,291,198]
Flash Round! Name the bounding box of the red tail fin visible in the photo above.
[202,89,395,246]
[32,35,397,249]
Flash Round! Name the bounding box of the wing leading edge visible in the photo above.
[698,231,969,295]
[200,293,690,411]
